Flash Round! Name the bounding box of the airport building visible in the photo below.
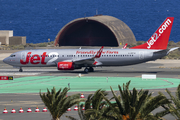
[54,15,136,47]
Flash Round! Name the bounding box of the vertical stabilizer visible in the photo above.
[131,17,174,50]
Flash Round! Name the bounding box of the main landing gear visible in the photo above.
[84,67,94,73]
[19,68,23,72]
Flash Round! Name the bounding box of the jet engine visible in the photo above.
[57,62,74,70]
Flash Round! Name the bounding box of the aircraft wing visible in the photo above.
[72,46,104,66]
[73,58,95,65]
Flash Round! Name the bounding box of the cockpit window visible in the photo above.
[10,55,16,57]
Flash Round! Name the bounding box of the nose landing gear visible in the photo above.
[19,68,23,72]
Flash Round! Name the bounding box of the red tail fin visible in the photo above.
[130,17,174,50]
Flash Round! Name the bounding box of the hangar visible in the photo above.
[54,15,136,47]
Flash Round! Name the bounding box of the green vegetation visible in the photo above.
[9,44,25,50]
[66,89,109,120]
[40,81,180,120]
[162,85,180,119]
[39,87,85,120]
[101,81,170,120]
[166,41,180,59]
[26,41,54,47]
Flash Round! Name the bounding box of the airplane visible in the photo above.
[3,17,179,73]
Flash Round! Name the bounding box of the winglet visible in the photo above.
[122,43,128,49]
[94,46,104,58]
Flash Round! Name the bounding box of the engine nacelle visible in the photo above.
[57,62,74,70]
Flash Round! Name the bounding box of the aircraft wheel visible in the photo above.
[84,68,89,73]
[19,68,23,72]
[89,67,94,72]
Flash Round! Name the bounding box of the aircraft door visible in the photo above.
[139,51,144,60]
[21,52,26,61]
[73,54,78,60]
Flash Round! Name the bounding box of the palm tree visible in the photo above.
[39,87,85,120]
[66,89,109,120]
[101,81,170,120]
[163,84,180,119]
[84,89,109,119]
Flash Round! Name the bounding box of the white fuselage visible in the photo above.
[3,48,166,68]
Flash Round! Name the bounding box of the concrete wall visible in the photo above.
[0,30,13,37]
[0,30,13,45]
[9,36,26,45]
[0,31,26,45]
[0,36,7,45]
[55,15,136,47]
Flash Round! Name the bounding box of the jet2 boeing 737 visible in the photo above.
[3,17,179,73]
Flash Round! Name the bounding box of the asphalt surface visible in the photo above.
[0,58,180,120]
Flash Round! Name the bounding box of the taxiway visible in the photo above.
[0,52,180,119]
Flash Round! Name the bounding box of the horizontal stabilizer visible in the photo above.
[166,47,179,55]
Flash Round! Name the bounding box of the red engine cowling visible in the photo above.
[57,62,74,70]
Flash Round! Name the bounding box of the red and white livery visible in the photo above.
[3,17,178,73]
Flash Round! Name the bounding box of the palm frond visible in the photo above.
[39,87,85,120]
[139,94,170,118]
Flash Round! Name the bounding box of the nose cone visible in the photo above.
[3,57,8,64]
